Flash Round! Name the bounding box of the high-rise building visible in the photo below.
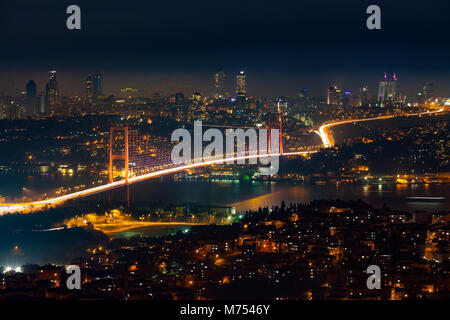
[377,73,388,105]
[387,73,398,102]
[93,72,102,99]
[214,69,226,99]
[422,82,433,103]
[236,70,246,102]
[342,90,352,108]
[86,74,93,104]
[25,80,37,116]
[38,92,46,113]
[45,70,59,113]
[378,72,398,106]
[327,86,341,105]
[359,86,369,106]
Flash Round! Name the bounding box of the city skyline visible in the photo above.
[1,0,450,97]
[1,68,449,100]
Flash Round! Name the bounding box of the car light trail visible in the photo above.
[317,108,445,148]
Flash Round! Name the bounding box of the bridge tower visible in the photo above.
[279,111,283,155]
[267,111,272,154]
[109,125,130,207]
[276,101,285,180]
[277,101,284,155]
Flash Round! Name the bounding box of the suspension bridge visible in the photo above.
[0,108,445,215]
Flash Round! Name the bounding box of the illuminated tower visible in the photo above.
[109,125,129,184]
[86,74,93,104]
[422,82,433,104]
[277,101,284,155]
[359,86,369,107]
[93,72,102,99]
[327,86,340,105]
[268,111,271,154]
[45,70,59,113]
[214,69,226,99]
[378,72,398,106]
[386,73,398,102]
[236,70,246,103]
[377,72,388,106]
[109,125,130,207]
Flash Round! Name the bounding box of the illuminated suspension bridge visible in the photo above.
[0,108,445,215]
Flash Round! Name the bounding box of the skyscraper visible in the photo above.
[236,71,246,103]
[327,86,341,105]
[422,82,433,103]
[86,74,93,104]
[377,73,388,105]
[359,86,369,107]
[341,90,354,108]
[25,80,37,116]
[214,69,226,99]
[93,72,102,99]
[45,70,59,113]
[378,72,398,106]
[38,92,46,114]
[386,73,398,102]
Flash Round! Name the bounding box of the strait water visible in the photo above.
[1,173,449,212]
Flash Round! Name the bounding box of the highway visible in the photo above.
[0,108,445,215]
[316,108,445,148]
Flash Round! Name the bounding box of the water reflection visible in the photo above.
[231,183,449,213]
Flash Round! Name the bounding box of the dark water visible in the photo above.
[230,183,450,212]
[0,173,102,201]
[1,174,449,212]
[127,179,450,212]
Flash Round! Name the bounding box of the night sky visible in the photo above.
[0,0,449,98]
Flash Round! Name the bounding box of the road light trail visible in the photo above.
[89,221,208,236]
[317,108,445,148]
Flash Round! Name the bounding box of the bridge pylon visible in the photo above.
[109,124,130,207]
[276,101,284,155]
[279,111,283,155]
[268,111,272,154]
